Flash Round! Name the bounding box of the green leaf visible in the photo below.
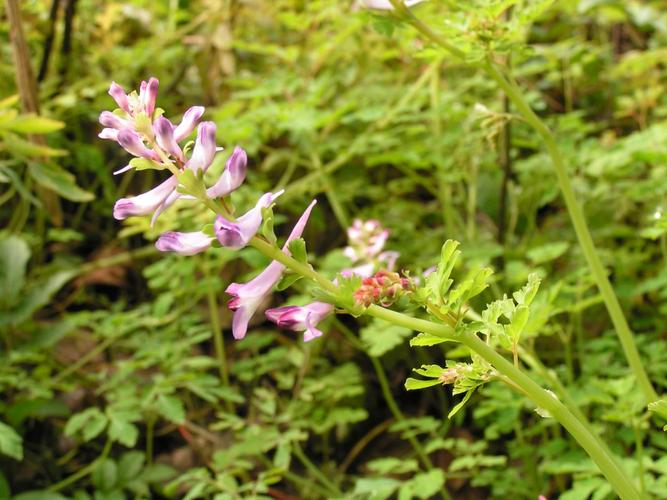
[361,318,412,357]
[413,364,445,377]
[130,157,165,171]
[448,390,474,419]
[64,408,108,442]
[6,134,67,157]
[92,458,118,492]
[404,378,441,391]
[5,114,64,134]
[13,492,68,500]
[409,332,448,347]
[29,162,94,202]
[0,235,30,307]
[108,416,139,447]
[648,399,667,430]
[526,242,569,264]
[287,238,308,263]
[0,421,23,460]
[117,452,145,485]
[275,271,302,291]
[156,394,186,424]
[399,469,445,500]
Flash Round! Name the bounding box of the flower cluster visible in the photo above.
[353,270,412,307]
[101,78,319,341]
[342,219,398,278]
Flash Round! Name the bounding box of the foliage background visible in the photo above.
[2,0,667,498]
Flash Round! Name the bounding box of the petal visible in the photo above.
[283,199,317,250]
[117,129,158,160]
[155,231,212,256]
[113,176,177,220]
[153,116,183,161]
[99,111,131,130]
[98,128,119,141]
[173,106,205,142]
[206,147,247,198]
[186,121,217,173]
[150,189,181,226]
[232,306,254,340]
[143,77,159,116]
[265,305,305,329]
[108,82,130,113]
[303,312,324,342]
[214,191,282,250]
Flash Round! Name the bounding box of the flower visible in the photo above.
[266,302,334,342]
[173,106,205,141]
[155,231,213,256]
[117,129,159,160]
[185,122,217,173]
[215,190,283,250]
[225,200,317,340]
[113,176,178,220]
[153,116,184,162]
[207,147,247,199]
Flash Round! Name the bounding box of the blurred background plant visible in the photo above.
[2,0,667,498]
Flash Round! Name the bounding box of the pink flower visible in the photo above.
[266,302,333,341]
[113,176,178,220]
[225,200,317,340]
[108,82,130,113]
[215,191,283,250]
[155,231,213,256]
[139,77,159,117]
[207,147,247,199]
[356,0,427,10]
[173,106,205,142]
[185,122,217,173]
[117,129,159,160]
[153,117,184,162]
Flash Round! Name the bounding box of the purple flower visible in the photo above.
[99,128,119,141]
[155,231,213,256]
[117,129,159,160]
[207,147,247,199]
[99,111,132,131]
[140,77,159,116]
[266,302,334,342]
[186,122,217,173]
[225,200,317,339]
[108,82,130,113]
[215,191,283,250]
[153,116,184,161]
[113,176,178,220]
[173,106,205,142]
[356,0,427,9]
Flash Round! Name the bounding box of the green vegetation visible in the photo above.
[2,1,667,498]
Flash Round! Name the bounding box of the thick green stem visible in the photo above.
[247,235,639,499]
[386,0,657,404]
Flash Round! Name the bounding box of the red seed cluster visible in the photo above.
[353,270,411,307]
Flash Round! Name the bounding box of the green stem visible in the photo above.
[386,0,657,404]
[292,442,343,497]
[205,267,231,398]
[247,236,639,499]
[49,438,113,492]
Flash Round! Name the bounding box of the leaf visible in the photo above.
[448,390,474,419]
[92,458,118,492]
[108,416,139,447]
[409,332,448,347]
[13,492,68,500]
[0,421,23,460]
[6,134,67,157]
[404,378,441,391]
[64,408,108,442]
[5,114,64,134]
[117,452,145,485]
[361,318,412,357]
[130,157,165,171]
[526,242,569,264]
[399,469,445,500]
[29,162,94,202]
[156,394,186,424]
[0,235,30,307]
[287,238,308,263]
[648,399,667,430]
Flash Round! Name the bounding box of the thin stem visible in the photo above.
[205,266,231,398]
[146,415,156,465]
[292,442,343,497]
[49,438,113,492]
[386,0,657,404]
